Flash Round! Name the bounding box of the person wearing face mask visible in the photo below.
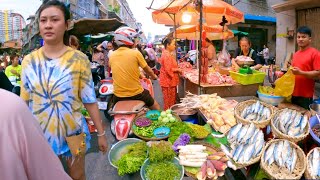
[290,26,320,109]
[20,1,108,179]
[231,37,262,71]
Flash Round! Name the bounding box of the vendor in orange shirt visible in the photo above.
[291,26,320,109]
[159,37,182,110]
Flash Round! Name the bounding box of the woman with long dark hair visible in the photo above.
[20,1,108,179]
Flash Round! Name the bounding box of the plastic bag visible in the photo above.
[217,40,231,67]
[274,68,295,97]
[258,86,275,95]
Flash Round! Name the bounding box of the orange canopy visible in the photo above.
[175,24,234,40]
[152,0,244,26]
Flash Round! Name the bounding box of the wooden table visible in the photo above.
[178,77,261,98]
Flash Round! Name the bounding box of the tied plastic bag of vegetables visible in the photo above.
[217,40,231,67]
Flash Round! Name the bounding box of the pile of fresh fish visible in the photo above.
[307,148,320,179]
[263,140,298,173]
[273,108,308,137]
[224,123,265,164]
[240,101,271,122]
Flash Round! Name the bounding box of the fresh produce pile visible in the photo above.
[241,101,272,122]
[187,124,210,139]
[307,148,320,179]
[146,161,181,180]
[115,141,148,176]
[179,93,238,133]
[149,141,176,163]
[145,141,181,180]
[178,145,228,180]
[178,61,193,69]
[225,123,265,164]
[263,140,298,173]
[167,121,195,144]
[273,108,308,137]
[172,133,191,153]
[158,109,178,123]
[312,124,320,138]
[134,120,166,138]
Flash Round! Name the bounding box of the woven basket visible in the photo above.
[260,139,306,179]
[271,110,310,143]
[234,100,274,129]
[304,147,320,179]
[132,113,181,141]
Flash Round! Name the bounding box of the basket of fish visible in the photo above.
[305,147,320,179]
[234,100,274,129]
[223,123,265,168]
[271,108,310,143]
[261,139,306,179]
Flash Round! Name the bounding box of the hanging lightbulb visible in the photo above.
[182,12,192,24]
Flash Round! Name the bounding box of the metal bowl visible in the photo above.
[108,138,143,168]
[309,103,320,116]
[140,157,184,180]
[170,104,197,121]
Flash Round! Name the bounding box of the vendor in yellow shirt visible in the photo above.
[5,54,21,87]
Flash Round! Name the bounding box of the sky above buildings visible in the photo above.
[0,0,170,37]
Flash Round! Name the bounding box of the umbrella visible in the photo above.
[68,18,124,36]
[175,24,234,40]
[152,0,244,26]
[231,30,249,36]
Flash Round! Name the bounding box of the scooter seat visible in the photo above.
[113,100,145,112]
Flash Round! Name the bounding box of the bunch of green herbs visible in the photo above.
[149,141,176,163]
[115,141,148,176]
[167,121,196,144]
[146,161,181,180]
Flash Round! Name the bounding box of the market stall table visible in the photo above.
[178,77,260,98]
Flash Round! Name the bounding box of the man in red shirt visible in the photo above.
[291,26,320,109]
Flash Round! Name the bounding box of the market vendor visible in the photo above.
[205,38,217,66]
[291,26,320,109]
[231,37,262,71]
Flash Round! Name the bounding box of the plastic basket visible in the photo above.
[230,70,266,85]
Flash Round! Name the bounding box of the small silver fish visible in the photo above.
[241,106,250,118]
[241,123,256,143]
[243,144,255,162]
[312,148,319,178]
[237,125,249,143]
[246,113,257,121]
[290,148,297,172]
[254,101,261,114]
[249,129,260,144]
[281,140,290,164]
[293,114,303,127]
[264,143,275,162]
[275,141,284,167]
[253,138,264,157]
[232,144,244,161]
[299,114,308,133]
[228,123,242,141]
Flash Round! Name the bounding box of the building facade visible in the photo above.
[0,10,26,43]
[272,0,320,68]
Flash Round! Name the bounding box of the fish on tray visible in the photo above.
[263,140,298,173]
[241,101,271,122]
[224,123,265,164]
[273,108,308,137]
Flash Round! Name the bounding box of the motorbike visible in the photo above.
[98,77,154,140]
[91,62,105,94]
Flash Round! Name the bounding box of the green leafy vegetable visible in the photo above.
[203,123,213,133]
[133,120,168,138]
[167,121,195,143]
[115,141,148,176]
[146,161,181,180]
[149,141,175,163]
